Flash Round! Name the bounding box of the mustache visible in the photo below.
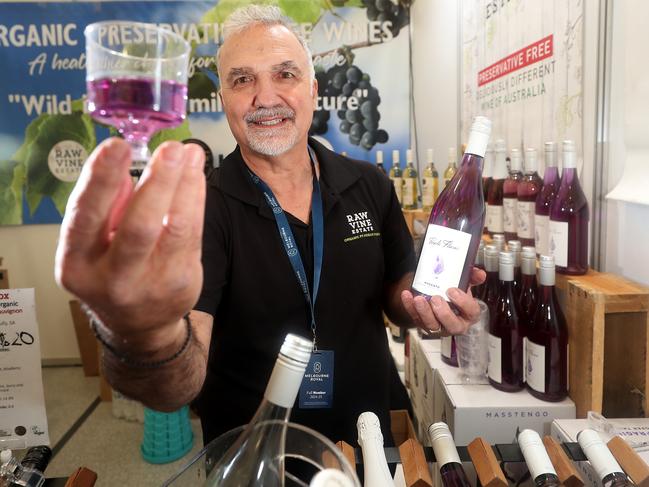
[245,106,295,123]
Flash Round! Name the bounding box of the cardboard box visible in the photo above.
[551,418,649,487]
[435,370,576,446]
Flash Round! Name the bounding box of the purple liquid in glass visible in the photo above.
[87,77,187,144]
[549,167,589,275]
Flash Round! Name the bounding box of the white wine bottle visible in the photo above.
[389,150,403,206]
[518,429,560,487]
[357,412,395,487]
[402,149,419,210]
[204,334,312,486]
[578,429,631,487]
[422,148,439,211]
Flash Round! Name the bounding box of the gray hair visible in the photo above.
[216,5,315,82]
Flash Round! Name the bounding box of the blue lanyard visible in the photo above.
[247,148,324,351]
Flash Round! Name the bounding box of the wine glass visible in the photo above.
[84,21,191,175]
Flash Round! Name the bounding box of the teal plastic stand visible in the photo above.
[141,405,194,464]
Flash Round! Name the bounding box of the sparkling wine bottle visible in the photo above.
[578,429,632,487]
[376,150,387,175]
[389,150,403,207]
[357,412,395,487]
[422,148,440,211]
[486,139,508,236]
[518,246,538,327]
[428,422,472,487]
[518,148,543,247]
[503,148,523,241]
[508,239,522,296]
[472,240,486,298]
[535,142,560,257]
[488,251,525,392]
[403,149,419,210]
[480,244,500,316]
[205,334,312,486]
[526,255,568,401]
[444,147,458,187]
[549,141,589,275]
[412,116,491,300]
[518,429,561,487]
[482,143,494,234]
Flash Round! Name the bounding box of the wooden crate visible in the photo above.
[555,270,649,418]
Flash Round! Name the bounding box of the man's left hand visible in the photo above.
[400,267,486,335]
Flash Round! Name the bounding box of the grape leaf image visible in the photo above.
[14,111,96,217]
[0,160,25,225]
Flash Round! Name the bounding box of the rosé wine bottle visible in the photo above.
[535,142,560,257]
[517,148,543,247]
[486,140,508,237]
[482,144,494,234]
[503,148,523,242]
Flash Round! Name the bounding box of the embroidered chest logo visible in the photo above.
[343,211,380,242]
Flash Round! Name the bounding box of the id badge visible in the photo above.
[299,350,334,409]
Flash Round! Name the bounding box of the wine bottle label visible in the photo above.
[526,339,546,393]
[441,335,452,359]
[422,177,436,207]
[503,198,517,233]
[391,177,403,204]
[534,214,549,255]
[523,337,528,383]
[487,333,502,383]
[517,201,535,238]
[413,224,472,299]
[403,179,416,206]
[548,220,569,267]
[486,205,504,233]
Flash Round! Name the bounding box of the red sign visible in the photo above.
[478,34,553,86]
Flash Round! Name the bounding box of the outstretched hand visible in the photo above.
[55,137,206,349]
[400,267,486,335]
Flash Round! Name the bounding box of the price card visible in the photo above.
[0,289,50,449]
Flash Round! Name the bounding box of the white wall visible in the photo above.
[0,225,79,361]
[410,0,459,170]
[603,0,649,285]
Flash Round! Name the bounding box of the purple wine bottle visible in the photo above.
[548,141,589,275]
[486,139,508,236]
[503,148,523,242]
[482,144,494,235]
[518,246,538,328]
[412,116,492,299]
[472,240,486,298]
[508,239,522,296]
[517,148,543,248]
[480,245,500,317]
[526,255,568,401]
[429,422,472,487]
[488,251,525,392]
[535,142,560,257]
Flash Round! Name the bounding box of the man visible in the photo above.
[56,5,483,447]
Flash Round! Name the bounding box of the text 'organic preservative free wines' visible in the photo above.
[412,116,492,300]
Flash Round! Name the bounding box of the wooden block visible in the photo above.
[542,436,584,487]
[391,409,417,446]
[467,437,507,487]
[64,467,98,487]
[607,436,649,487]
[68,300,100,377]
[336,440,356,469]
[0,269,8,289]
[398,438,433,487]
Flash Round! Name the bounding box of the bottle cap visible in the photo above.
[499,251,514,265]
[280,333,312,367]
[407,149,413,164]
[492,139,508,179]
[471,116,492,135]
[465,116,492,158]
[522,246,536,258]
[544,142,557,168]
[578,429,625,481]
[357,411,383,445]
[499,251,514,281]
[309,469,356,487]
[448,147,455,162]
[376,150,383,164]
[518,429,557,480]
[484,244,499,272]
[509,148,522,171]
[427,148,434,164]
[0,449,11,465]
[508,240,521,252]
[492,234,505,251]
[392,149,400,164]
[428,422,461,466]
[524,148,538,173]
[563,140,576,169]
[538,255,555,286]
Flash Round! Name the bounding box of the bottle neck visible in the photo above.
[543,166,560,184]
[492,152,508,179]
[560,167,579,186]
[249,397,292,425]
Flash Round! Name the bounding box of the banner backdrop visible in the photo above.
[461,0,583,170]
[0,0,411,225]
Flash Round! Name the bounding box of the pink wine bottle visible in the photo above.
[517,148,543,247]
[472,240,486,298]
[535,142,560,257]
[488,251,524,392]
[508,239,522,297]
[412,116,492,299]
[480,244,500,317]
[518,246,538,327]
[486,139,507,237]
[482,143,493,235]
[526,255,568,401]
[503,148,523,242]
[548,141,589,275]
[429,423,472,487]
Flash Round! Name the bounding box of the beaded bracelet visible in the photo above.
[85,305,193,369]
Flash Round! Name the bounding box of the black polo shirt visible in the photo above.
[193,137,415,446]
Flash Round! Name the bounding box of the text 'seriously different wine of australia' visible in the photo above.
[412,116,492,299]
